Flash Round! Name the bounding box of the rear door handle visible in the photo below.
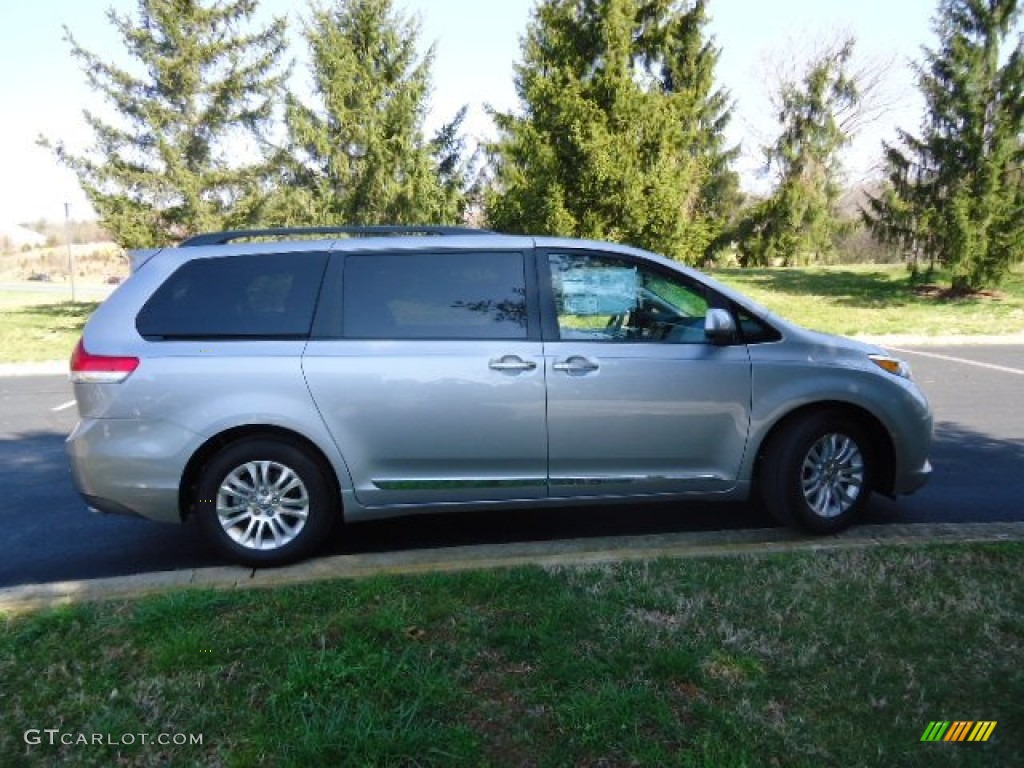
[489,355,537,372]
[553,356,599,374]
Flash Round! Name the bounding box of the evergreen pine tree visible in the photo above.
[274,0,466,226]
[866,0,1023,290]
[41,0,288,248]
[738,38,860,266]
[486,0,733,264]
[638,0,740,248]
[430,105,474,222]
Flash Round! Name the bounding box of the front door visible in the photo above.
[541,250,752,497]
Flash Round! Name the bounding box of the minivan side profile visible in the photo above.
[67,227,933,566]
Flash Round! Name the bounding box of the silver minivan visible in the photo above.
[67,227,932,566]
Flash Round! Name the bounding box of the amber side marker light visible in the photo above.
[868,354,913,380]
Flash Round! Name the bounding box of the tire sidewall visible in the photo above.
[196,438,337,567]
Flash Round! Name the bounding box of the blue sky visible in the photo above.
[0,0,938,223]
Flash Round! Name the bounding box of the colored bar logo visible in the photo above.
[920,721,997,742]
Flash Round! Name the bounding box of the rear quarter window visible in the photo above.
[136,252,328,339]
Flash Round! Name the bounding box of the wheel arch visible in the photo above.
[179,425,343,522]
[753,401,896,496]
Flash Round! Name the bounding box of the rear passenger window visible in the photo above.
[342,252,528,339]
[136,252,328,339]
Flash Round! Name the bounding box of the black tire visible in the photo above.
[758,411,872,534]
[196,438,337,567]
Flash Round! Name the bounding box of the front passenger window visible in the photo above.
[548,253,710,343]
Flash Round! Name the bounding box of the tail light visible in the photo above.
[70,339,139,383]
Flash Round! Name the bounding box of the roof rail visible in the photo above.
[178,225,492,248]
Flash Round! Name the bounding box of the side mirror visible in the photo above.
[704,308,737,345]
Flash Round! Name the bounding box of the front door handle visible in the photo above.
[489,355,537,372]
[553,356,599,374]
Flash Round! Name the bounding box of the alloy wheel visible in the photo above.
[216,460,310,551]
[800,433,865,519]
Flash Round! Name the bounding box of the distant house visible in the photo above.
[0,222,47,249]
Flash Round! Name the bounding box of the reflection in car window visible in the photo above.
[735,306,782,344]
[343,252,528,339]
[548,253,709,343]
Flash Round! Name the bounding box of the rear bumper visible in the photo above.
[83,494,140,517]
[66,417,199,524]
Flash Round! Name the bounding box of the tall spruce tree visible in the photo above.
[638,0,740,244]
[866,0,1023,290]
[486,0,734,264]
[737,38,860,266]
[275,0,466,226]
[42,0,288,248]
[430,105,474,222]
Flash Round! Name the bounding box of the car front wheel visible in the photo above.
[196,438,337,567]
[759,412,872,534]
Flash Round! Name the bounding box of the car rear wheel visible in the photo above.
[759,411,871,534]
[196,438,337,567]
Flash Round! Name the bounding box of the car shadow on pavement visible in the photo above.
[929,420,1024,481]
[328,499,777,558]
[862,419,1024,525]
[0,430,217,589]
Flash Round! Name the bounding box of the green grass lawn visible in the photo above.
[711,264,1024,337]
[0,292,99,364]
[3,543,1021,766]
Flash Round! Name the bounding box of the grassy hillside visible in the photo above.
[0,242,126,284]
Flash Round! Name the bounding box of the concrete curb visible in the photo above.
[2,521,1022,614]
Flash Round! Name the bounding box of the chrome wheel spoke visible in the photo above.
[220,509,251,529]
[280,489,308,509]
[221,474,255,499]
[827,486,844,515]
[837,464,863,484]
[238,517,260,547]
[278,504,308,520]
[811,484,830,514]
[254,461,273,491]
[272,471,300,493]
[242,462,262,487]
[265,516,285,547]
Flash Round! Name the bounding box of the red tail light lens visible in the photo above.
[70,340,139,383]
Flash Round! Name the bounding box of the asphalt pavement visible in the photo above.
[0,344,1021,589]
